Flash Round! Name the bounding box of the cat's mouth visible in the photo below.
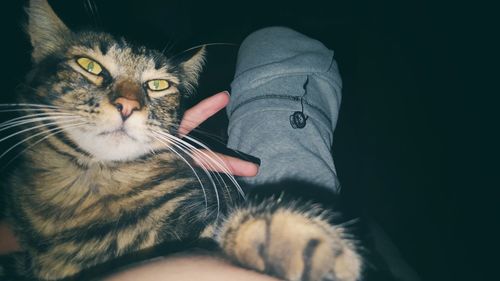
[67,123,150,161]
[98,127,138,141]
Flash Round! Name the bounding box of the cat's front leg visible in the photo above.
[217,197,363,281]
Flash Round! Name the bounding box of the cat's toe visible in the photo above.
[218,202,363,281]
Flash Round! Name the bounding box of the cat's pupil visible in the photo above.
[87,61,94,72]
[153,80,159,89]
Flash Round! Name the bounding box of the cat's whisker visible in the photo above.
[166,135,228,211]
[152,133,213,218]
[0,113,79,129]
[160,40,176,57]
[159,131,232,178]
[15,83,46,94]
[163,131,245,200]
[153,131,237,217]
[0,118,84,144]
[164,135,235,207]
[170,122,227,144]
[91,0,102,26]
[150,133,210,216]
[0,108,71,114]
[0,122,88,166]
[152,131,237,219]
[0,116,83,134]
[153,131,220,200]
[0,103,64,109]
[172,122,259,174]
[167,142,222,221]
[0,110,74,120]
[172,43,239,59]
[84,0,101,27]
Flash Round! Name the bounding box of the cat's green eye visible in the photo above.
[146,79,170,91]
[76,57,103,75]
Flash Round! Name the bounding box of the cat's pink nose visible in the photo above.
[113,97,140,120]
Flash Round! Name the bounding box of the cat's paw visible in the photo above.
[217,199,363,281]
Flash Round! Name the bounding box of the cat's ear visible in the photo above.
[26,0,71,62]
[179,46,206,93]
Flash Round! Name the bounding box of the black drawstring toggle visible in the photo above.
[289,77,309,129]
[290,111,308,129]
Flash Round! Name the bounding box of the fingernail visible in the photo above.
[246,163,260,177]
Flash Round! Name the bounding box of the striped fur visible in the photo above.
[3,1,364,280]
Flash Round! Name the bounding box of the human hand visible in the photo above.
[0,221,19,254]
[178,91,259,177]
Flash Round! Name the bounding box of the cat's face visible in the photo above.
[23,0,204,161]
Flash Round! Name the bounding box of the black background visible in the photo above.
[0,0,491,280]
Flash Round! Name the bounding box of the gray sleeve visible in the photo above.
[226,26,342,192]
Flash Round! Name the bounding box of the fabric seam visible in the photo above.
[229,94,332,128]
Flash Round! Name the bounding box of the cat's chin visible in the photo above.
[66,127,152,162]
[88,136,149,161]
[93,136,149,161]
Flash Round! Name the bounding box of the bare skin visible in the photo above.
[0,91,266,280]
[179,91,259,177]
[105,254,279,281]
[0,221,18,255]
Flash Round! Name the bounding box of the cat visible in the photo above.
[1,0,363,280]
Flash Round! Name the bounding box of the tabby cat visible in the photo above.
[1,0,363,280]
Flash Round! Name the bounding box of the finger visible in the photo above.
[0,221,20,254]
[178,91,230,137]
[193,150,259,177]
